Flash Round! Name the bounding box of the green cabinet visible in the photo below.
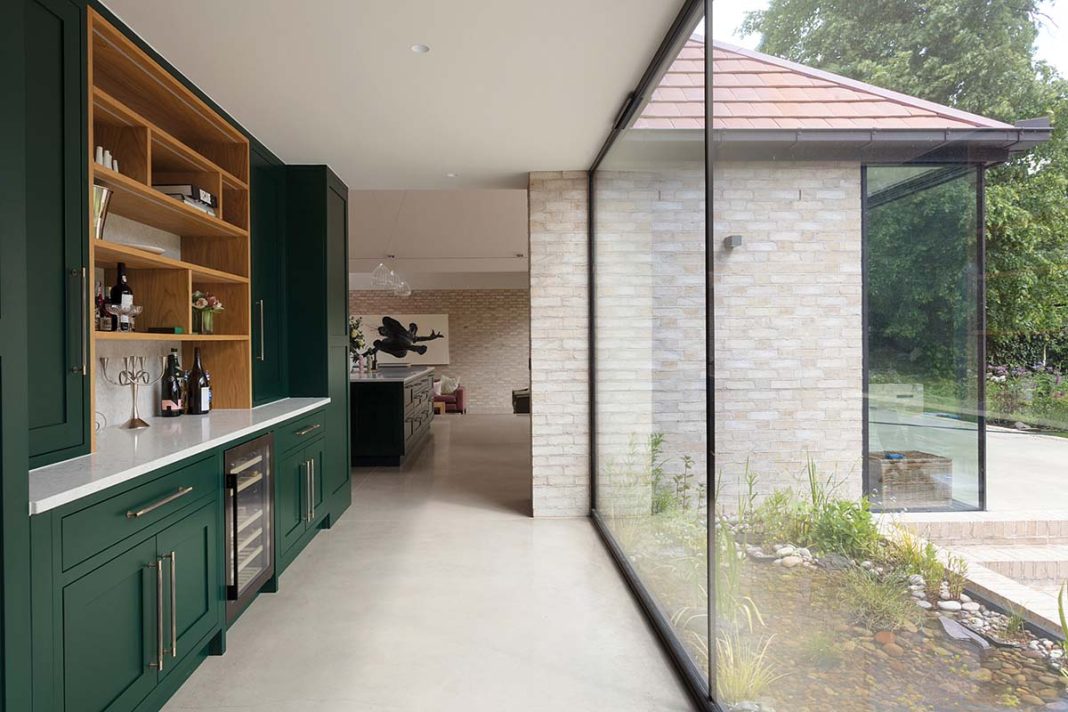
[285,166,351,521]
[276,437,325,568]
[57,498,219,712]
[62,537,157,712]
[250,145,288,405]
[25,0,88,469]
[156,501,219,679]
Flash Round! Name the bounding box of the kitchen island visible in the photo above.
[350,366,435,466]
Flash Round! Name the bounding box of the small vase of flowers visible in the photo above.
[349,316,366,371]
[192,290,224,335]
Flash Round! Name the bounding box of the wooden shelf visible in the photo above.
[94,240,248,284]
[95,332,250,342]
[94,88,248,190]
[94,166,247,239]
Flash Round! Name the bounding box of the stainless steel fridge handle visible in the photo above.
[148,558,164,670]
[166,551,177,658]
[257,300,265,361]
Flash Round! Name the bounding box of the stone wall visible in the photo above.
[712,161,864,504]
[528,171,590,517]
[348,289,529,414]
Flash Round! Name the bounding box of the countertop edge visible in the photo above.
[28,397,330,515]
[349,366,436,384]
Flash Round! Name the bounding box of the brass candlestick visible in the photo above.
[100,356,165,429]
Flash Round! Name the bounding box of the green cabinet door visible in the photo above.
[25,0,88,469]
[277,446,308,556]
[62,538,158,712]
[324,341,351,499]
[157,501,219,679]
[250,147,287,405]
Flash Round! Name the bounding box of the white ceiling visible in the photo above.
[102,0,683,189]
[348,189,528,287]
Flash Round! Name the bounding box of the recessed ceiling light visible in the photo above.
[445,172,458,178]
[411,43,430,54]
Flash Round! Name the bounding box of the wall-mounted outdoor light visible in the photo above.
[723,234,743,250]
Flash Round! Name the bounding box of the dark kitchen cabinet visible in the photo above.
[276,435,325,570]
[250,146,288,405]
[25,0,89,469]
[60,498,219,712]
[285,166,351,522]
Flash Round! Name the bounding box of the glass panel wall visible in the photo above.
[865,165,983,511]
[590,10,709,690]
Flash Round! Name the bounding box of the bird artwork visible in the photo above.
[363,316,444,359]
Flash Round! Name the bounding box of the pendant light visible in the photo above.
[371,262,391,288]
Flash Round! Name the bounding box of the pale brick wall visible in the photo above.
[528,171,590,517]
[712,162,864,504]
[349,289,529,413]
[593,169,707,517]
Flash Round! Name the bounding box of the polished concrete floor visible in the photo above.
[164,414,692,711]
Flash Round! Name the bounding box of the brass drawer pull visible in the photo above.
[295,423,321,437]
[126,486,194,519]
[166,551,177,658]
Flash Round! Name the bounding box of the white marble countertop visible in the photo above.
[28,397,330,515]
[349,366,435,384]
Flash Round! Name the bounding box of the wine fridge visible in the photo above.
[224,433,274,622]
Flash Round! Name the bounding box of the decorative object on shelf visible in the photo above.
[92,184,112,239]
[154,183,218,217]
[105,303,143,332]
[349,316,366,371]
[192,290,224,335]
[94,282,112,331]
[362,316,444,360]
[99,355,165,429]
[109,261,134,330]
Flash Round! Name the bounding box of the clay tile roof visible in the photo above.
[635,37,1014,131]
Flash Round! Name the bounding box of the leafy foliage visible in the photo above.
[716,634,785,704]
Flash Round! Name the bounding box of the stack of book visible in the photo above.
[153,183,217,217]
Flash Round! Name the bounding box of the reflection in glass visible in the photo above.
[865,166,982,511]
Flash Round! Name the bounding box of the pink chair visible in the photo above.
[433,385,466,414]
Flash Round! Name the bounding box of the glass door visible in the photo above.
[224,433,274,621]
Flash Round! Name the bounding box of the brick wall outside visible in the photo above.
[713,161,864,504]
[349,290,530,413]
[528,171,590,517]
[592,169,707,517]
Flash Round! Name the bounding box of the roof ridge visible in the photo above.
[710,39,1012,129]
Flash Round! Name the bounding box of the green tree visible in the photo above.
[741,0,1068,366]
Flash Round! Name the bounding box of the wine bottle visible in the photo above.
[161,349,183,417]
[186,347,211,415]
[109,262,134,331]
[94,282,110,331]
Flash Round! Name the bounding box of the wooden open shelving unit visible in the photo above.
[87,7,253,440]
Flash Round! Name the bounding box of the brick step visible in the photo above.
[887,513,1068,546]
[951,544,1068,584]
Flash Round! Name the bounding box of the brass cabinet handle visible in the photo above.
[70,268,87,375]
[166,551,177,658]
[148,558,164,670]
[310,458,316,520]
[127,486,194,519]
[257,300,265,362]
[295,423,321,437]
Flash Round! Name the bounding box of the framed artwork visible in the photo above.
[358,314,450,365]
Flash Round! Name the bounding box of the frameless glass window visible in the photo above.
[866,165,982,511]
[591,12,709,685]
[706,1,1062,711]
